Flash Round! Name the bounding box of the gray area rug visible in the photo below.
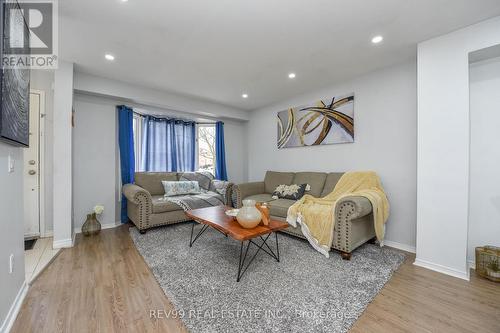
[130,223,405,333]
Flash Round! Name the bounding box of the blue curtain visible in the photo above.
[215,121,228,180]
[141,116,196,172]
[117,105,135,223]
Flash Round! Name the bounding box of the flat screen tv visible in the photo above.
[0,0,30,147]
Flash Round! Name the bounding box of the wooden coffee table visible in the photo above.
[185,206,288,282]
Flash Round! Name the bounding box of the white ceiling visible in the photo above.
[60,0,500,111]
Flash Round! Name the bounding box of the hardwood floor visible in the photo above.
[12,224,500,333]
[351,257,500,333]
[12,225,187,333]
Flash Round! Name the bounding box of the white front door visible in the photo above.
[23,92,41,238]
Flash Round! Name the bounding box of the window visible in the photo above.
[132,114,214,173]
[197,124,216,175]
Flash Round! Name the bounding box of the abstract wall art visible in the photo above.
[277,94,354,149]
[0,0,31,147]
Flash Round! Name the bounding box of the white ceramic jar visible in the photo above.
[236,199,262,229]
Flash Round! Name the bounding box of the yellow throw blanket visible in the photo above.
[286,171,389,257]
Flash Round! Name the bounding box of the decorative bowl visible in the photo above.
[225,209,239,218]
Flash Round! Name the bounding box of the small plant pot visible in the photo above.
[82,213,101,236]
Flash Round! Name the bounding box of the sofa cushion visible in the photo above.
[135,172,178,195]
[268,198,296,218]
[292,172,327,197]
[264,171,295,194]
[320,172,344,197]
[151,196,183,213]
[243,193,276,204]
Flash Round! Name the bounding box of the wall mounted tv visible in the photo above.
[0,0,31,147]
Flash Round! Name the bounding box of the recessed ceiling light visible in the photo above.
[121,0,128,2]
[371,36,383,44]
[288,73,296,79]
[242,93,248,99]
[105,54,115,61]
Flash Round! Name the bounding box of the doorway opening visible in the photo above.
[467,45,500,275]
[23,89,60,283]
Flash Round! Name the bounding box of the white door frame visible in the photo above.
[29,89,46,237]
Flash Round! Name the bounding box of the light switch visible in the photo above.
[8,155,14,173]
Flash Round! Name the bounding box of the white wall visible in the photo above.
[72,93,248,230]
[29,70,54,235]
[247,61,417,249]
[416,16,500,280]
[53,61,75,248]
[223,121,248,184]
[0,143,25,331]
[468,57,500,264]
[73,95,119,230]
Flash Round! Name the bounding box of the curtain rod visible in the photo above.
[132,111,219,125]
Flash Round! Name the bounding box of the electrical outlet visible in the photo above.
[9,254,14,274]
[8,155,14,173]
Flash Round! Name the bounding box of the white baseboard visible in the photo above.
[0,280,28,333]
[23,232,40,240]
[52,223,120,248]
[73,221,120,235]
[53,237,74,249]
[384,240,416,253]
[42,230,53,238]
[413,258,469,281]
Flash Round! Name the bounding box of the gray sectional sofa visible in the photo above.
[122,172,232,233]
[233,171,376,259]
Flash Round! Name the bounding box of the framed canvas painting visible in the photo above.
[277,94,354,149]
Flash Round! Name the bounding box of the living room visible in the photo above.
[1,1,500,332]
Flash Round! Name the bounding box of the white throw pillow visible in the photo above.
[162,181,201,197]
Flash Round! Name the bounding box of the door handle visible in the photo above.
[28,170,36,175]
[29,160,36,165]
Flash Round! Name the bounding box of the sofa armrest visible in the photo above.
[122,184,153,231]
[123,183,152,205]
[337,196,372,219]
[233,181,265,208]
[332,196,374,255]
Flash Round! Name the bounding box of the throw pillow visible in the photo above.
[272,184,310,200]
[162,181,201,197]
[211,180,231,202]
[179,172,214,191]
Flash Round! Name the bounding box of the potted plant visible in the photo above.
[486,258,500,279]
[82,205,104,236]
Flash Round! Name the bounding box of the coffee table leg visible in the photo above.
[237,232,282,282]
[237,241,251,282]
[189,222,209,247]
[275,232,280,262]
[189,223,195,247]
[256,232,280,262]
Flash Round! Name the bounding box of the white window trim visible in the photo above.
[195,123,200,170]
[133,113,143,172]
